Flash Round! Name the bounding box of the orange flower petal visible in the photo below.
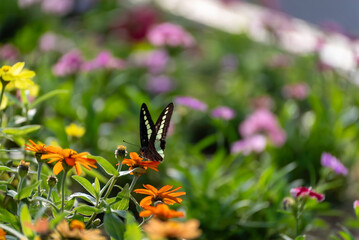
[75,162,82,175]
[139,196,154,207]
[53,161,64,175]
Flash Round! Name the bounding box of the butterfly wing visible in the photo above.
[140,103,156,150]
[139,103,174,162]
[152,103,174,159]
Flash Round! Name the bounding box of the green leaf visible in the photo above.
[114,184,130,210]
[65,197,75,210]
[68,193,96,205]
[0,224,27,240]
[72,175,96,197]
[0,166,12,171]
[31,197,60,212]
[124,213,142,240]
[73,205,103,216]
[295,235,306,240]
[89,155,118,176]
[104,211,125,240]
[16,181,40,200]
[29,89,68,108]
[93,177,100,199]
[0,208,18,226]
[2,125,41,136]
[19,204,33,238]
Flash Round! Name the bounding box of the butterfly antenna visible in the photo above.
[123,140,140,147]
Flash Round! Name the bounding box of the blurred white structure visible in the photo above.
[148,0,359,75]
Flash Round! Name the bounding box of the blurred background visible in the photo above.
[1,0,359,239]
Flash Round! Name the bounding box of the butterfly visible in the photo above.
[139,102,174,162]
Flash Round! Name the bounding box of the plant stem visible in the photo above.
[0,79,9,125]
[61,170,68,213]
[47,186,53,201]
[37,162,43,197]
[86,163,123,228]
[17,177,25,201]
[129,175,139,192]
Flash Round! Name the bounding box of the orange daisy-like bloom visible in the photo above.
[26,218,50,235]
[0,228,5,240]
[41,147,97,175]
[50,220,106,240]
[122,152,159,175]
[25,139,48,154]
[134,184,186,207]
[144,219,202,240]
[139,204,184,220]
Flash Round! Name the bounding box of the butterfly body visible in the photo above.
[140,103,174,162]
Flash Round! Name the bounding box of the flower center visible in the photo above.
[1,66,11,72]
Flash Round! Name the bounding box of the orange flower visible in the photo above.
[144,219,202,240]
[139,204,184,220]
[50,220,106,240]
[0,228,5,240]
[134,184,186,207]
[26,218,50,235]
[41,147,97,175]
[25,139,47,154]
[122,152,159,175]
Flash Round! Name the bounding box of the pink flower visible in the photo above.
[41,0,74,16]
[148,23,195,47]
[239,109,286,146]
[282,83,309,100]
[146,75,175,94]
[353,200,359,209]
[251,96,273,110]
[211,106,235,120]
[0,44,19,62]
[290,187,324,202]
[52,49,83,76]
[231,135,266,155]
[175,96,207,111]
[82,51,125,72]
[321,152,348,176]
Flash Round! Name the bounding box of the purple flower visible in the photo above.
[145,49,169,73]
[41,0,74,16]
[148,23,195,47]
[321,152,348,175]
[239,109,286,146]
[82,51,125,72]
[211,106,235,120]
[231,135,266,155]
[175,96,207,111]
[282,83,309,100]
[52,49,83,76]
[146,75,175,94]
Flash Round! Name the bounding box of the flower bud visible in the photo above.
[115,145,127,161]
[47,175,58,188]
[17,160,30,178]
[92,218,101,227]
[282,197,295,210]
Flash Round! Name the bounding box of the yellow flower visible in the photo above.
[65,123,85,138]
[144,219,202,240]
[50,220,106,240]
[0,62,35,89]
[134,184,186,207]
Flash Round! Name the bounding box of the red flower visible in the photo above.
[290,187,324,202]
